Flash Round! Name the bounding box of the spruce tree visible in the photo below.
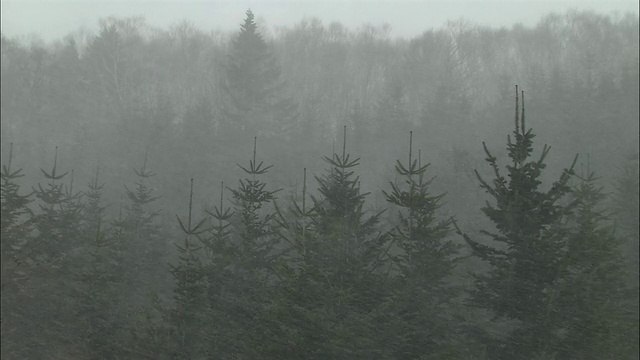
[271,168,322,357]
[76,166,127,359]
[382,132,463,358]
[119,154,169,340]
[197,181,239,357]
[542,171,637,359]
[24,148,87,357]
[303,126,388,358]
[458,87,577,358]
[220,9,298,138]
[613,153,639,283]
[225,137,280,356]
[0,143,32,254]
[0,143,33,359]
[170,179,209,359]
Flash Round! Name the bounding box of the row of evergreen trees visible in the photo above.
[2,89,637,359]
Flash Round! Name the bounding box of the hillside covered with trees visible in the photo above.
[1,9,638,359]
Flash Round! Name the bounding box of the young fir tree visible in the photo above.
[220,9,298,138]
[27,148,87,357]
[612,153,640,359]
[271,168,325,357]
[76,166,127,359]
[382,132,463,358]
[302,126,388,358]
[122,154,164,274]
[31,148,82,253]
[169,179,209,359]
[458,87,577,359]
[119,154,169,344]
[541,170,638,359]
[198,182,237,357]
[0,143,32,260]
[226,137,281,356]
[0,143,33,359]
[612,153,639,283]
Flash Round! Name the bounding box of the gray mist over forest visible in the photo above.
[1,1,638,359]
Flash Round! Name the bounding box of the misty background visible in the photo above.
[1,1,638,359]
[2,0,639,41]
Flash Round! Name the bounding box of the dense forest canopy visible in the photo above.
[1,8,638,359]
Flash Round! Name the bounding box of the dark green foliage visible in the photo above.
[460,88,578,358]
[382,132,463,358]
[170,179,209,358]
[31,148,82,250]
[542,172,637,359]
[0,143,32,247]
[119,154,165,289]
[229,137,280,274]
[114,155,172,357]
[75,166,128,359]
[277,127,389,358]
[613,153,639,280]
[12,148,89,357]
[199,182,238,356]
[202,137,281,357]
[0,144,34,359]
[612,153,640,359]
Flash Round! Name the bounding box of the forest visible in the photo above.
[1,8,639,359]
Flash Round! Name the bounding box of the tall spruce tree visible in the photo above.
[458,87,578,359]
[382,132,463,358]
[220,9,298,138]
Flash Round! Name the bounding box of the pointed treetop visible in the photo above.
[241,9,257,34]
[514,85,519,135]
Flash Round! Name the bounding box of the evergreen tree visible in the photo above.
[0,143,33,359]
[542,171,637,359]
[0,144,32,250]
[23,148,87,357]
[119,155,169,340]
[612,153,640,360]
[170,179,209,359]
[382,132,463,358]
[458,87,578,359]
[76,166,127,359]
[613,153,639,282]
[301,126,388,358]
[200,181,238,357]
[225,137,280,356]
[220,9,298,138]
[0,143,32,275]
[271,168,323,357]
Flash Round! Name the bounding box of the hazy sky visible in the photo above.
[1,0,638,41]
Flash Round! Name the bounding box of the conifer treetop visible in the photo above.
[241,9,258,35]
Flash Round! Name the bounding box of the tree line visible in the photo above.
[2,92,639,359]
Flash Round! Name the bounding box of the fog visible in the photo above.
[1,2,638,359]
[2,0,639,41]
